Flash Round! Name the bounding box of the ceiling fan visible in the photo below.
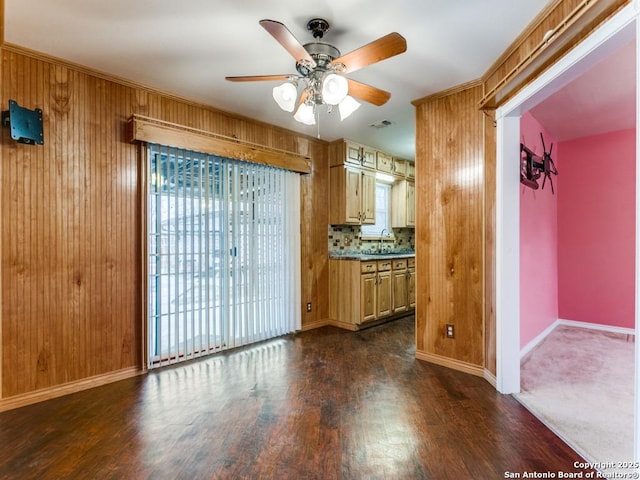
[225,18,407,125]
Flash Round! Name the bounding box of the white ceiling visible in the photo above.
[5,0,554,160]
[529,37,636,142]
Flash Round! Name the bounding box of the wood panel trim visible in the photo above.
[415,350,485,378]
[327,319,358,331]
[128,115,311,174]
[480,0,629,109]
[0,367,143,412]
[411,78,482,106]
[483,368,497,387]
[138,146,149,372]
[300,319,330,331]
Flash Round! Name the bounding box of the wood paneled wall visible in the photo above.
[414,82,485,372]
[483,110,497,377]
[411,0,630,379]
[0,46,329,403]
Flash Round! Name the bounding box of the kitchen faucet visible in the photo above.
[378,229,389,253]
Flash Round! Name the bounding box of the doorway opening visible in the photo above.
[495,4,639,462]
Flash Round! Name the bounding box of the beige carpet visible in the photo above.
[516,325,634,465]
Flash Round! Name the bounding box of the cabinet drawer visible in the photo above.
[377,260,392,272]
[360,261,377,273]
[407,257,415,268]
[392,259,407,270]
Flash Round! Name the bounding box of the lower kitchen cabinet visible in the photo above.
[329,256,414,329]
[392,259,408,314]
[407,257,416,308]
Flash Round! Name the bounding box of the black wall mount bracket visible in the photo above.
[2,100,44,145]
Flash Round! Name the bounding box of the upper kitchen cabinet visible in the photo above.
[392,158,407,177]
[329,139,376,170]
[391,179,416,228]
[406,161,415,179]
[376,151,394,174]
[329,166,376,225]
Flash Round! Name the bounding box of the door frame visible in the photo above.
[494,1,640,460]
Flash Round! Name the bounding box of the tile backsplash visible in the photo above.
[328,225,415,254]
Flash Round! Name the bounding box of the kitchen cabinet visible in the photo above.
[391,179,416,228]
[391,258,408,313]
[406,162,415,178]
[376,260,393,318]
[329,166,375,225]
[360,271,377,323]
[393,158,407,177]
[329,139,376,170]
[329,256,415,329]
[376,151,394,174]
[361,145,377,170]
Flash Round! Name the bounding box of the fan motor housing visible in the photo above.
[297,42,341,75]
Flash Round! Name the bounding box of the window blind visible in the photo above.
[148,144,301,367]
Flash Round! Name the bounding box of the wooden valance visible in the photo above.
[127,115,311,174]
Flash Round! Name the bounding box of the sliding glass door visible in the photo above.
[147,144,300,367]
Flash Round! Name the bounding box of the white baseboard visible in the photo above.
[520,320,560,358]
[521,318,635,359]
[558,318,635,336]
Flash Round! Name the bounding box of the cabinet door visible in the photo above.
[406,162,415,178]
[407,268,416,309]
[406,181,416,227]
[345,168,364,223]
[345,141,362,166]
[376,151,394,173]
[361,146,377,169]
[360,170,376,224]
[393,158,407,177]
[376,271,392,318]
[360,273,377,323]
[391,179,415,228]
[392,269,408,313]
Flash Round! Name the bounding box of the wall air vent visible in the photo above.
[369,119,392,128]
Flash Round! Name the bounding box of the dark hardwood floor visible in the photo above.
[0,317,593,479]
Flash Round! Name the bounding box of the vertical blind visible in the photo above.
[148,144,301,367]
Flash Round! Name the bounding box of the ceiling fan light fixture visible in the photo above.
[294,102,316,125]
[322,73,348,105]
[272,81,298,112]
[338,95,360,120]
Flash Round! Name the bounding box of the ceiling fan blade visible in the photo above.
[347,79,391,106]
[259,19,317,68]
[225,74,292,82]
[296,90,309,110]
[330,32,407,74]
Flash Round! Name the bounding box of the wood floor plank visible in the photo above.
[0,317,594,479]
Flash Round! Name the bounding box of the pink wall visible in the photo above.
[520,113,559,348]
[557,129,635,329]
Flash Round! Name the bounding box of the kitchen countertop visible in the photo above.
[329,252,415,261]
